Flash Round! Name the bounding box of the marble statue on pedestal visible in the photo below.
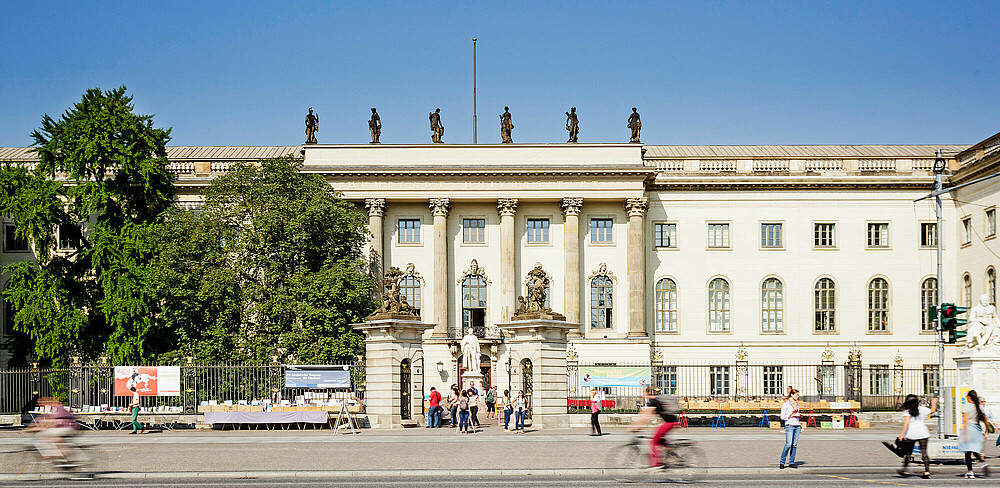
[963,294,1000,355]
[460,327,480,370]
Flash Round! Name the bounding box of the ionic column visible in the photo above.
[365,198,386,275]
[625,197,649,338]
[561,197,583,336]
[497,198,518,322]
[429,198,451,337]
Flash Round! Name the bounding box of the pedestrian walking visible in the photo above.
[485,386,497,420]
[128,385,145,435]
[447,385,460,427]
[960,389,991,478]
[514,390,529,434]
[457,390,471,434]
[896,394,938,479]
[590,388,603,436]
[502,389,513,431]
[427,387,442,428]
[779,388,801,469]
[469,388,481,431]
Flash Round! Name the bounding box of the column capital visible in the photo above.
[560,197,583,217]
[624,197,648,218]
[365,198,386,217]
[497,198,519,217]
[429,197,451,217]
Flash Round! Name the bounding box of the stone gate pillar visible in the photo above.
[498,314,577,428]
[354,316,435,429]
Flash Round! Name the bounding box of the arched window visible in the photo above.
[708,278,731,332]
[920,278,938,332]
[400,276,421,317]
[761,278,783,332]
[654,278,677,332]
[868,278,890,332]
[590,276,613,329]
[987,267,996,306]
[814,278,836,332]
[963,273,973,308]
[462,275,487,336]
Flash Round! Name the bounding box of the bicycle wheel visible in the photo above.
[663,442,707,482]
[608,443,646,482]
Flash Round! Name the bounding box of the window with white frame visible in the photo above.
[920,223,937,248]
[708,278,730,332]
[761,278,783,332]
[707,223,730,248]
[397,219,421,244]
[988,268,996,306]
[526,218,550,243]
[869,365,890,395]
[760,223,782,248]
[922,365,938,395]
[590,276,613,328]
[867,223,889,248]
[814,223,836,248]
[814,278,836,332]
[868,278,889,331]
[921,277,938,332]
[656,366,677,395]
[590,218,613,243]
[400,276,421,317]
[963,217,972,245]
[654,278,677,332]
[963,273,972,307]
[987,208,996,238]
[710,366,730,396]
[3,223,28,252]
[763,366,783,396]
[461,275,487,335]
[654,223,676,248]
[463,218,485,244]
[58,224,81,250]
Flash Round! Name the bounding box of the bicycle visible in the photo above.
[609,434,706,483]
[7,433,102,481]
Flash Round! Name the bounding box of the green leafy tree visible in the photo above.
[0,87,174,367]
[150,156,376,363]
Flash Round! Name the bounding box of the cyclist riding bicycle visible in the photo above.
[628,386,681,468]
[27,397,79,467]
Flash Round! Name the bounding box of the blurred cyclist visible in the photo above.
[628,386,680,468]
[27,397,79,466]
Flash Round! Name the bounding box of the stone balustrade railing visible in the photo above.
[859,159,896,171]
[698,159,737,172]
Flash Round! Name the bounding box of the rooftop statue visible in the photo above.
[628,107,641,143]
[429,108,444,143]
[500,106,514,144]
[304,107,319,144]
[368,108,381,144]
[565,107,579,143]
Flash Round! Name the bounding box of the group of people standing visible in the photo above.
[436,383,529,434]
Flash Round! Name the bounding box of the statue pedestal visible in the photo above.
[354,316,435,429]
[955,354,1000,415]
[462,370,486,395]
[498,317,578,429]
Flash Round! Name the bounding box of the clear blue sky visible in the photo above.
[1,1,997,147]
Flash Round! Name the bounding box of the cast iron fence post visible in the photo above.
[183,356,196,413]
[68,355,83,409]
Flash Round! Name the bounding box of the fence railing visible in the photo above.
[0,359,365,415]
[567,362,957,413]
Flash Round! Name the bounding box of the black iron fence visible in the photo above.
[567,362,957,413]
[0,359,365,415]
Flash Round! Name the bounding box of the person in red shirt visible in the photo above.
[427,387,443,428]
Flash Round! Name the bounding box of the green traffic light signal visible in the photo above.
[941,303,969,344]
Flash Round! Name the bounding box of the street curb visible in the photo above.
[0,466,977,481]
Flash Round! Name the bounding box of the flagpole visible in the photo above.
[473,37,477,144]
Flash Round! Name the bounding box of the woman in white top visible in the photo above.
[959,389,991,479]
[896,394,937,479]
[778,389,801,469]
[513,390,529,434]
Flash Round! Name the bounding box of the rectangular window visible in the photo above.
[987,208,996,238]
[922,365,938,396]
[590,218,613,243]
[58,224,81,250]
[760,223,782,248]
[963,217,972,245]
[763,366,784,397]
[869,365,890,395]
[654,223,676,248]
[462,218,485,244]
[655,366,677,395]
[920,223,937,248]
[707,223,730,248]
[867,223,889,248]
[526,218,550,243]
[3,298,14,337]
[397,219,421,244]
[814,223,836,248]
[709,366,730,396]
[3,223,28,252]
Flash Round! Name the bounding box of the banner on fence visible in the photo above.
[114,366,181,396]
[579,366,651,388]
[284,365,351,389]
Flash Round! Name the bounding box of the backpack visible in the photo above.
[486,390,495,402]
[656,395,680,417]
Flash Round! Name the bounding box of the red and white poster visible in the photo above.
[114,366,181,397]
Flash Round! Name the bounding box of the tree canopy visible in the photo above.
[1,87,174,367]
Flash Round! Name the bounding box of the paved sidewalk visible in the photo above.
[0,425,980,480]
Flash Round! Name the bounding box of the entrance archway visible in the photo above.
[400,358,411,420]
[520,358,533,419]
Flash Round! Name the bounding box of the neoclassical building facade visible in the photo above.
[1,136,998,391]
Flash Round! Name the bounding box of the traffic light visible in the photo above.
[940,303,969,344]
